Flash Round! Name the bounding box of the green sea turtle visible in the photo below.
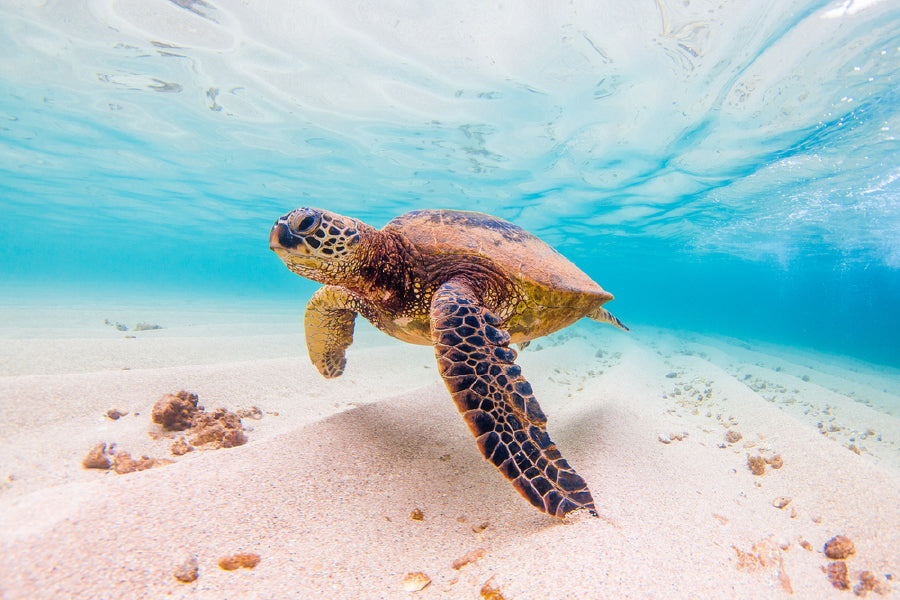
[269,208,627,517]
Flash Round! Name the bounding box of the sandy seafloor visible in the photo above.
[0,300,898,600]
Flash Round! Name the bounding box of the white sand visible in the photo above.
[1,307,898,599]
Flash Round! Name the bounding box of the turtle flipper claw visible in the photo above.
[430,279,596,518]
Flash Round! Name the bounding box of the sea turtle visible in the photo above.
[269,208,627,518]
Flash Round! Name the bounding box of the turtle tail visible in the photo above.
[588,307,629,331]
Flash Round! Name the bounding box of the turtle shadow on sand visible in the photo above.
[309,383,611,530]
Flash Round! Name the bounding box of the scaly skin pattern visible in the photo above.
[270,207,626,517]
[430,279,596,517]
[304,286,359,378]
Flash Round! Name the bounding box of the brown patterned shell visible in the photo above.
[383,209,612,299]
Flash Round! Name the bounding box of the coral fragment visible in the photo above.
[452,548,486,570]
[218,553,260,571]
[747,455,766,476]
[824,535,856,560]
[173,555,199,583]
[827,561,850,590]
[766,454,784,469]
[152,390,199,431]
[82,443,110,469]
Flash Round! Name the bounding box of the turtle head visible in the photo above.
[270,207,375,285]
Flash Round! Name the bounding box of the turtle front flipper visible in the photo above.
[304,285,361,378]
[430,279,597,518]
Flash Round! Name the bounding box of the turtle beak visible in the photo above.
[269,222,289,255]
[270,219,317,269]
[269,218,308,258]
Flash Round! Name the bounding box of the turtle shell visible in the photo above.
[382,209,612,300]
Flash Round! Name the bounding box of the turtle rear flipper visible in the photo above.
[304,285,360,378]
[430,279,597,518]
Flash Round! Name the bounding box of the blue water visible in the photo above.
[1,1,899,367]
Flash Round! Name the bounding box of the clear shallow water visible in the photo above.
[1,0,899,367]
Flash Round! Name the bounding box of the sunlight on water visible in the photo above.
[1,0,899,365]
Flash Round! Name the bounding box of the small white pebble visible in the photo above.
[402,572,431,592]
[772,496,792,509]
[658,433,672,444]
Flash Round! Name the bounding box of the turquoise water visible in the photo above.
[1,1,899,367]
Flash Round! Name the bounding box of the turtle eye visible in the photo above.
[290,212,320,235]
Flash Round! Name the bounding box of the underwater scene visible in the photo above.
[1,1,899,598]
